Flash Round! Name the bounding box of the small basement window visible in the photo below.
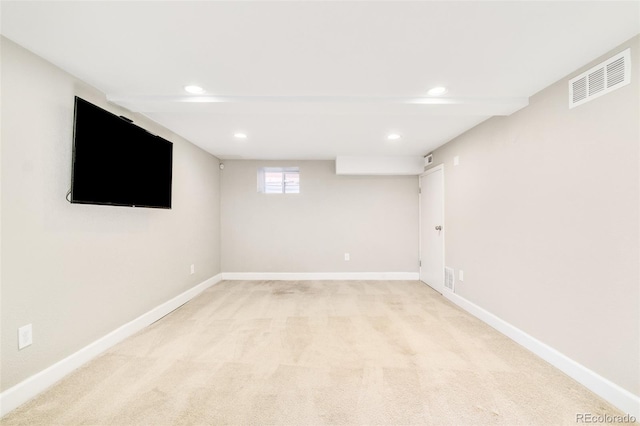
[258,167,300,194]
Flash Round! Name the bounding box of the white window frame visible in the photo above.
[257,167,300,194]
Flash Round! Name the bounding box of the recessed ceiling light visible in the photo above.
[184,85,205,94]
[427,86,448,96]
[387,133,401,141]
[234,133,248,139]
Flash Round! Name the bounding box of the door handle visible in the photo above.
[435,225,442,231]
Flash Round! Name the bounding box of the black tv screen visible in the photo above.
[71,97,173,209]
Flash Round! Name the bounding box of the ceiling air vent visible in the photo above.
[569,48,631,109]
[444,267,455,292]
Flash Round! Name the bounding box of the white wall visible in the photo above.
[428,35,639,395]
[0,37,221,391]
[221,160,418,274]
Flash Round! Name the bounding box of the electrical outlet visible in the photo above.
[344,253,350,261]
[454,156,460,166]
[190,264,195,275]
[459,270,464,282]
[18,324,32,350]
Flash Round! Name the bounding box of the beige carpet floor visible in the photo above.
[1,280,631,425]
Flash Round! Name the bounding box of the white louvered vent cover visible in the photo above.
[569,48,631,108]
[424,154,433,167]
[444,267,455,292]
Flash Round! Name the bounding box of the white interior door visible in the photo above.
[419,166,444,293]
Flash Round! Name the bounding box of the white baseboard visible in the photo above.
[0,273,223,418]
[443,291,640,418]
[221,272,419,281]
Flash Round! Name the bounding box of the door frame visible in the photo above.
[419,163,445,291]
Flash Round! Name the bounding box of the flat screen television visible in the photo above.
[71,97,173,209]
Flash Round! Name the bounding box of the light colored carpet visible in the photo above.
[2,280,630,425]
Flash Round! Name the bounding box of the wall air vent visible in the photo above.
[569,48,630,109]
[444,267,455,292]
[424,154,433,167]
